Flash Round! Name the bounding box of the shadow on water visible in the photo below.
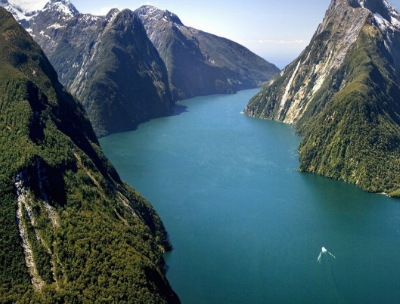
[170,104,188,116]
[98,104,189,139]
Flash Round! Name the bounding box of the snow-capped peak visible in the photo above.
[383,0,400,27]
[358,0,400,29]
[0,0,48,20]
[135,5,184,26]
[42,0,78,18]
[1,0,78,21]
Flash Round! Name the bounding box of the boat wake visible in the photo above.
[317,246,336,263]
[317,246,345,302]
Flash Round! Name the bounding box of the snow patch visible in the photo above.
[52,1,74,17]
[373,0,400,29]
[374,12,399,34]
[26,27,35,37]
[374,13,386,27]
[39,30,51,40]
[391,16,400,29]
[47,23,65,29]
[82,13,99,22]
[384,0,400,20]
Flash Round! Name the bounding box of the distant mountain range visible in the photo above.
[1,0,174,137]
[0,7,179,302]
[135,5,279,100]
[244,0,400,196]
[1,0,279,136]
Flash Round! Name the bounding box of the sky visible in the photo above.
[71,0,400,69]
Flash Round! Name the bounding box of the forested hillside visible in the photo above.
[0,8,179,303]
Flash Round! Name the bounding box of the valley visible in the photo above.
[1,0,400,302]
[101,89,400,303]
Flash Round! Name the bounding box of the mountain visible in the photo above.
[3,1,279,136]
[0,7,179,302]
[135,5,280,100]
[2,0,174,137]
[244,0,400,196]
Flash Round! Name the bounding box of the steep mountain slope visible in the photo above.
[135,5,280,100]
[3,1,279,134]
[0,7,179,302]
[4,0,174,137]
[244,0,400,196]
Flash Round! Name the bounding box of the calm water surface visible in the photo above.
[100,89,400,303]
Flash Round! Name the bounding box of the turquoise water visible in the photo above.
[100,89,400,303]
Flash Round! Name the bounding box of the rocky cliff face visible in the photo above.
[0,7,179,302]
[244,0,400,196]
[5,0,174,137]
[135,5,280,100]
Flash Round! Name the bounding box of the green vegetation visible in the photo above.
[48,10,173,137]
[297,21,400,196]
[0,8,179,303]
[246,14,400,197]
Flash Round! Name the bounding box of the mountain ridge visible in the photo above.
[244,0,400,196]
[21,0,174,137]
[3,0,279,136]
[135,5,279,100]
